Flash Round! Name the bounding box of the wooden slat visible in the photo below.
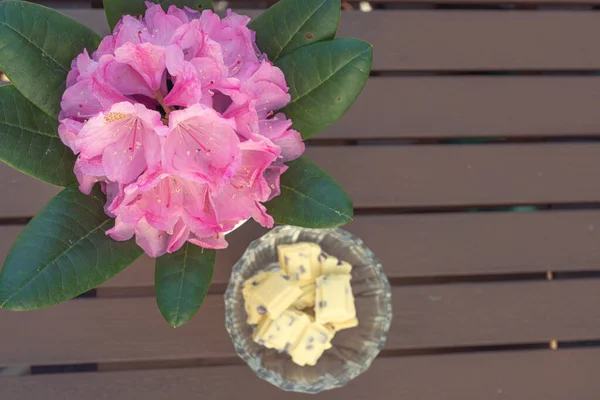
[309,144,600,208]
[0,166,60,217]
[2,280,600,366]
[331,76,600,140]
[3,349,600,400]
[4,144,600,217]
[60,9,600,70]
[3,210,599,295]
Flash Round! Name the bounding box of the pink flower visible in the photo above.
[73,102,166,186]
[58,3,305,257]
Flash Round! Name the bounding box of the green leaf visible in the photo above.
[266,156,353,228]
[0,186,143,311]
[248,0,340,61]
[155,244,215,328]
[276,38,372,139]
[0,1,101,118]
[0,85,76,187]
[104,0,214,31]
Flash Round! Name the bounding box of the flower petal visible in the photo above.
[134,217,169,257]
[164,104,241,189]
[164,46,203,107]
[115,42,166,92]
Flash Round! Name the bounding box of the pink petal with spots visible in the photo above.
[75,102,166,185]
[134,217,170,257]
[106,215,136,241]
[188,231,228,250]
[169,20,205,60]
[252,201,274,228]
[143,2,185,46]
[74,156,104,194]
[58,118,83,152]
[115,42,166,92]
[164,104,241,189]
[258,114,305,162]
[61,79,105,120]
[263,161,288,201]
[164,46,203,107]
[113,15,152,48]
[99,56,155,98]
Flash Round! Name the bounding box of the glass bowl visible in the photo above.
[224,225,392,393]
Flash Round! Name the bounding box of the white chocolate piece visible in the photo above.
[253,318,275,348]
[278,242,321,282]
[242,270,277,325]
[258,309,310,352]
[243,270,277,299]
[245,297,265,325]
[289,322,334,366]
[293,282,316,309]
[319,254,352,276]
[252,272,302,319]
[315,274,356,324]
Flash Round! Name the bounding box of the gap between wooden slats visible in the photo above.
[2,210,599,293]
[4,349,600,400]
[57,9,600,70]
[4,143,600,217]
[1,280,600,366]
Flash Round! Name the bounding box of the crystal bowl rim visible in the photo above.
[224,225,393,394]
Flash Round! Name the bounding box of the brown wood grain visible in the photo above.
[4,144,600,218]
[308,144,600,208]
[332,76,600,140]
[0,166,60,217]
[59,9,600,71]
[2,280,599,366]
[3,209,599,295]
[4,349,600,400]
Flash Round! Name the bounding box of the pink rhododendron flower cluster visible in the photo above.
[58,3,304,257]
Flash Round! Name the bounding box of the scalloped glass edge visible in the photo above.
[224,225,393,394]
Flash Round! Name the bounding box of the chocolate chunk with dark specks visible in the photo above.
[337,259,343,266]
[252,280,260,286]
[282,274,290,280]
[284,256,290,265]
[318,252,328,262]
[257,305,267,314]
[306,345,314,350]
[318,301,327,308]
[299,265,306,274]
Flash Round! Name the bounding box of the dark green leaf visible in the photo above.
[155,243,215,327]
[0,85,76,186]
[0,186,143,311]
[104,0,213,31]
[276,38,372,139]
[266,156,353,228]
[248,0,340,61]
[0,1,101,118]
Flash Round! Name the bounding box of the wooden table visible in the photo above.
[2,1,600,398]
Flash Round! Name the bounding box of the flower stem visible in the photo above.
[155,90,173,117]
